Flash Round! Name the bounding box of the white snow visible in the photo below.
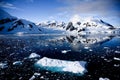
[68,15,116,35]
[39,27,66,34]
[29,53,40,58]
[70,14,81,25]
[0,9,118,35]
[35,57,87,74]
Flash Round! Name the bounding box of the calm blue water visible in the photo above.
[0,34,120,80]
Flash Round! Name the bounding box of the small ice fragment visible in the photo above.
[61,50,67,54]
[29,53,40,58]
[104,58,107,61]
[103,47,109,49]
[55,48,57,50]
[34,73,41,76]
[45,44,48,47]
[84,46,89,49]
[114,57,120,61]
[40,76,44,79]
[101,56,104,59]
[115,51,120,53]
[0,62,8,69]
[29,75,35,80]
[61,50,71,54]
[29,73,41,80]
[89,49,93,51]
[99,77,110,80]
[114,64,120,67]
[117,46,120,48]
[6,47,10,49]
[13,61,22,66]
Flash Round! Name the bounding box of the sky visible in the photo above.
[0,0,120,27]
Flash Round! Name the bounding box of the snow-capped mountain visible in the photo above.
[38,20,66,34]
[0,9,117,35]
[66,17,116,34]
[0,9,41,34]
[38,17,116,35]
[39,20,66,28]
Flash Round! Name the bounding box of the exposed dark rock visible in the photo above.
[77,22,81,25]
[100,20,114,28]
[78,28,85,32]
[0,18,17,24]
[29,24,33,28]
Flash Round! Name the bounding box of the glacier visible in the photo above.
[34,57,87,74]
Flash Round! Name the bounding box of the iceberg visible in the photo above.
[34,57,87,75]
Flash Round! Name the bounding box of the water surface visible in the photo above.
[0,34,120,80]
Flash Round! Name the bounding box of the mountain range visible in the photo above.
[0,9,119,35]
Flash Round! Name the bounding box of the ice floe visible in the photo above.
[61,50,71,54]
[84,46,90,49]
[114,57,120,61]
[29,73,41,80]
[28,53,41,58]
[115,50,120,53]
[13,61,22,66]
[99,77,110,80]
[0,62,8,69]
[114,64,120,67]
[35,57,87,74]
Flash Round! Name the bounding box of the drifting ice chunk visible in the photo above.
[13,61,22,66]
[61,50,67,54]
[29,53,40,58]
[99,77,110,80]
[29,73,41,80]
[61,50,71,54]
[115,51,120,53]
[35,57,87,74]
[114,57,120,61]
[0,62,8,69]
[84,46,89,49]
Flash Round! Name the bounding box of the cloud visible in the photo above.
[58,0,120,17]
[0,1,17,9]
[0,1,23,11]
